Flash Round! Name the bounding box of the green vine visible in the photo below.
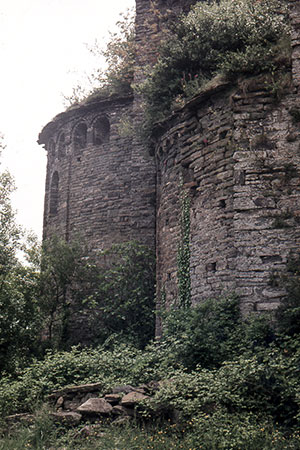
[177,182,191,309]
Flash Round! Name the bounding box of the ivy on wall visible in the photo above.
[177,181,191,308]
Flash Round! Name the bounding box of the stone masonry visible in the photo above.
[155,0,300,315]
[38,93,156,252]
[39,0,300,335]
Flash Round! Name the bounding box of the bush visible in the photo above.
[63,9,135,106]
[82,241,156,349]
[0,295,299,450]
[276,254,300,336]
[38,239,155,350]
[0,337,187,418]
[0,344,140,416]
[143,341,300,431]
[160,296,246,369]
[140,0,290,130]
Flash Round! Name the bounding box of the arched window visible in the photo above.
[73,122,87,152]
[93,117,110,145]
[57,133,66,160]
[49,171,59,215]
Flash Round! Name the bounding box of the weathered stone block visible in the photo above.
[77,398,113,415]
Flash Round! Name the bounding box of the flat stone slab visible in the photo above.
[120,391,148,407]
[77,398,113,415]
[49,382,103,400]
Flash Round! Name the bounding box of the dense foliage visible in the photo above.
[39,236,93,348]
[0,139,155,371]
[83,241,156,349]
[38,238,155,350]
[1,1,299,447]
[140,0,290,131]
[275,253,300,336]
[0,296,300,448]
[0,141,42,374]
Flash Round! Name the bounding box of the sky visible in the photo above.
[0,0,134,239]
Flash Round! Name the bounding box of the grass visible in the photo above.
[0,420,200,450]
[1,416,300,450]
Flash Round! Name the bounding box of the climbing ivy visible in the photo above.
[177,182,191,308]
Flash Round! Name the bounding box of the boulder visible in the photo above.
[77,397,113,415]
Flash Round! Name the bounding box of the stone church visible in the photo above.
[39,0,300,320]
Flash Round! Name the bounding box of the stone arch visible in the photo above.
[93,116,110,145]
[49,171,59,215]
[73,122,87,153]
[57,133,66,160]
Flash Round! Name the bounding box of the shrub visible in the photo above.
[276,254,300,336]
[82,241,156,349]
[0,344,141,416]
[39,239,155,350]
[160,296,245,370]
[143,341,300,431]
[63,9,135,106]
[140,0,290,131]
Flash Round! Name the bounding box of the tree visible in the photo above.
[0,137,42,375]
[0,136,21,278]
[39,236,90,348]
[38,239,156,350]
[85,241,156,349]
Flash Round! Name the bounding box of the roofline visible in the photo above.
[38,93,134,146]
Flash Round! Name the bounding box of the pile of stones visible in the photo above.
[47,381,159,427]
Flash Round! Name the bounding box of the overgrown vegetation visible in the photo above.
[177,183,191,309]
[0,139,42,375]
[1,293,300,448]
[1,1,299,447]
[39,236,90,349]
[63,0,291,150]
[139,0,290,135]
[82,241,155,349]
[0,141,155,374]
[63,9,135,106]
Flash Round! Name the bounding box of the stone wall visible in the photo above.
[156,81,300,313]
[155,0,300,314]
[38,0,300,338]
[39,94,156,252]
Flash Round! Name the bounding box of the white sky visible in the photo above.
[0,0,134,239]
